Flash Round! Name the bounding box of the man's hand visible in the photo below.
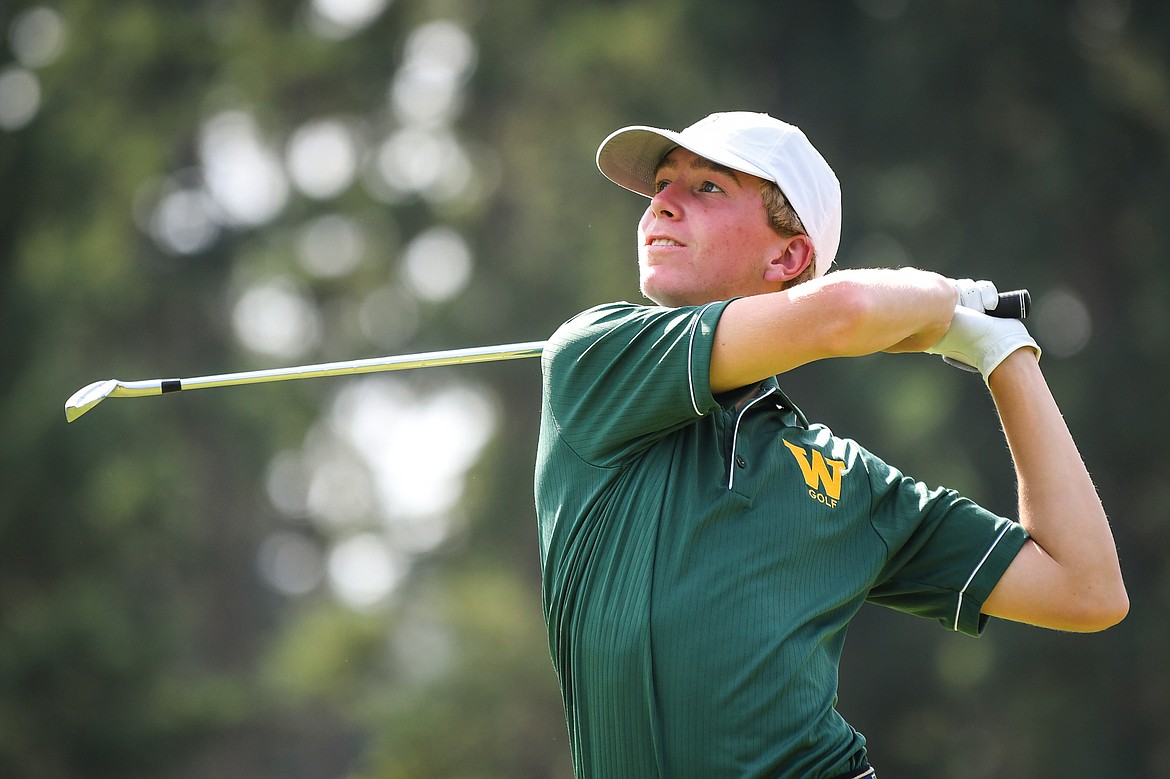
[926,305,1041,380]
[953,278,999,313]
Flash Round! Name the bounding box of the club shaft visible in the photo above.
[147,341,546,396]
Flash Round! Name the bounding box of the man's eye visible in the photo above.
[654,179,670,193]
[698,181,724,193]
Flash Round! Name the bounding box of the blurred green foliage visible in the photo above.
[2,1,1168,778]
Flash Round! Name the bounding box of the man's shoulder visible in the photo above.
[547,302,656,358]
[551,300,734,349]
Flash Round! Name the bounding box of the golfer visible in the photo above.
[534,112,1127,779]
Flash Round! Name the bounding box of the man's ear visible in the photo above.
[763,234,814,284]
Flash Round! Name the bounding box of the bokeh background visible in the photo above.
[2,1,1168,777]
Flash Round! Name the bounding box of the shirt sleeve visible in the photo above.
[541,301,733,467]
[861,446,1031,637]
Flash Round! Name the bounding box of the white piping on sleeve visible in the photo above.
[686,302,720,417]
[952,523,1012,631]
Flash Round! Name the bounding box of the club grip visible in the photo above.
[988,289,1030,320]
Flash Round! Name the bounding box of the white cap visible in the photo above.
[596,111,842,277]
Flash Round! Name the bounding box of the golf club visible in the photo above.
[64,290,1031,423]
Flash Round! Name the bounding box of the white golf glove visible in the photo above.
[926,305,1041,380]
[953,278,999,314]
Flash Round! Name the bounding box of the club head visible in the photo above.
[65,379,119,422]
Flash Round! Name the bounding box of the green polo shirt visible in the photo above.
[535,301,1029,779]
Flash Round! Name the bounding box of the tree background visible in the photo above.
[2,1,1167,777]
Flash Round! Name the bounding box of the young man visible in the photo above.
[534,112,1127,779]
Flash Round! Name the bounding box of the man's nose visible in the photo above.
[649,185,679,218]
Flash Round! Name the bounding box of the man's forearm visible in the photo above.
[802,268,959,355]
[983,350,1128,630]
[711,268,957,392]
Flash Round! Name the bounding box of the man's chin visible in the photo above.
[641,270,721,307]
[640,283,680,308]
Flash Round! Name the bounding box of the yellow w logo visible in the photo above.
[783,440,846,501]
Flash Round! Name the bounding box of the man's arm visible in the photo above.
[710,268,957,393]
[980,350,1128,631]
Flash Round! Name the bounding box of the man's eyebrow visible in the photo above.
[691,157,743,183]
[656,151,743,185]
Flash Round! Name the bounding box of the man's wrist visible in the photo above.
[987,346,1042,389]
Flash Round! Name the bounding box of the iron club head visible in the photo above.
[64,379,120,423]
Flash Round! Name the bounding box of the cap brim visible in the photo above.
[597,124,778,198]
[596,126,682,197]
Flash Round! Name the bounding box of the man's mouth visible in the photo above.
[648,237,684,247]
